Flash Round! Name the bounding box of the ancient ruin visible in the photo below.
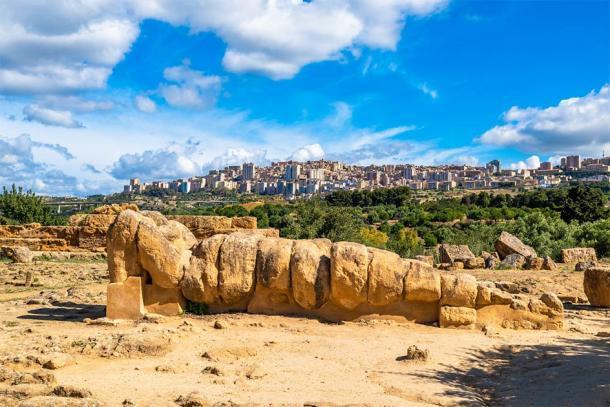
[106,210,564,329]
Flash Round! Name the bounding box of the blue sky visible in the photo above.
[0,0,608,196]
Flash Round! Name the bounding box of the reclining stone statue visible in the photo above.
[106,210,563,329]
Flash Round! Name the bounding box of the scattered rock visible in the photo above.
[542,256,557,271]
[41,353,75,370]
[561,247,597,263]
[438,244,475,264]
[83,317,119,326]
[201,366,222,376]
[53,385,93,398]
[494,231,537,260]
[175,392,211,407]
[500,254,526,269]
[575,261,596,271]
[2,246,33,263]
[155,364,175,373]
[396,345,429,362]
[464,257,485,270]
[245,366,266,379]
[213,320,225,330]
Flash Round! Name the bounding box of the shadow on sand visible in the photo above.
[412,336,610,406]
[17,301,105,322]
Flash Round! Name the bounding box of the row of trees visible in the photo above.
[0,185,66,225]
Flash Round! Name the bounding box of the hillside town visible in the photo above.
[122,154,610,199]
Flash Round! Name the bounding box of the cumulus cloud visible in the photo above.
[290,143,325,162]
[23,104,83,128]
[203,148,270,172]
[479,84,610,155]
[39,95,114,112]
[110,143,201,180]
[509,155,541,170]
[0,0,448,94]
[134,95,157,113]
[0,134,79,195]
[82,163,102,174]
[159,64,221,109]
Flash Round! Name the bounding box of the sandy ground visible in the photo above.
[0,260,608,406]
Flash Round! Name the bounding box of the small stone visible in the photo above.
[42,353,75,370]
[213,320,225,329]
[53,384,93,398]
[396,345,429,362]
[202,366,222,376]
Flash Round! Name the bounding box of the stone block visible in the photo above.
[106,277,145,320]
[143,284,186,316]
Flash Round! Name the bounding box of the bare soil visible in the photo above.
[0,261,608,406]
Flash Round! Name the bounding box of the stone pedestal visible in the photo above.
[106,277,145,319]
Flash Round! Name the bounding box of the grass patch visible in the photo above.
[185,300,209,315]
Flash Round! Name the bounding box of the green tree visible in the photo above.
[0,185,66,225]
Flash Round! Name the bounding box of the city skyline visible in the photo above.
[0,1,608,196]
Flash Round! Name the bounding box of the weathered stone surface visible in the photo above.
[181,235,225,303]
[464,257,485,270]
[231,216,257,229]
[404,267,441,303]
[107,210,143,283]
[439,244,474,264]
[439,306,477,327]
[93,203,138,215]
[290,240,330,310]
[106,276,145,320]
[140,210,169,226]
[500,253,526,269]
[143,284,186,316]
[330,242,370,310]
[137,218,187,288]
[2,246,32,263]
[256,237,293,292]
[494,231,536,259]
[217,233,260,304]
[542,255,557,271]
[415,255,434,266]
[367,248,405,306]
[440,273,477,308]
[561,247,597,263]
[158,220,198,253]
[540,292,563,315]
[584,267,610,307]
[525,256,544,270]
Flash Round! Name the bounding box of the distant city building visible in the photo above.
[486,160,501,174]
[243,163,256,180]
[539,162,553,171]
[285,164,301,180]
[566,155,581,169]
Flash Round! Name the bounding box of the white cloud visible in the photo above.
[418,83,438,99]
[479,84,610,155]
[0,134,80,195]
[0,0,448,94]
[134,95,157,113]
[23,104,83,128]
[39,95,114,112]
[509,155,541,170]
[203,148,270,172]
[324,102,353,128]
[290,143,325,162]
[158,64,221,109]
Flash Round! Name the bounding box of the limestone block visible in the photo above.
[290,240,330,310]
[561,247,597,263]
[439,306,477,327]
[143,284,186,316]
[231,216,257,229]
[107,210,143,283]
[180,235,225,303]
[330,242,370,310]
[367,248,405,306]
[217,233,260,304]
[106,277,145,320]
[404,267,441,303]
[440,273,477,308]
[464,257,485,270]
[494,231,536,259]
[137,218,187,288]
[439,244,474,264]
[584,267,610,307]
[415,255,434,266]
[256,237,293,292]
